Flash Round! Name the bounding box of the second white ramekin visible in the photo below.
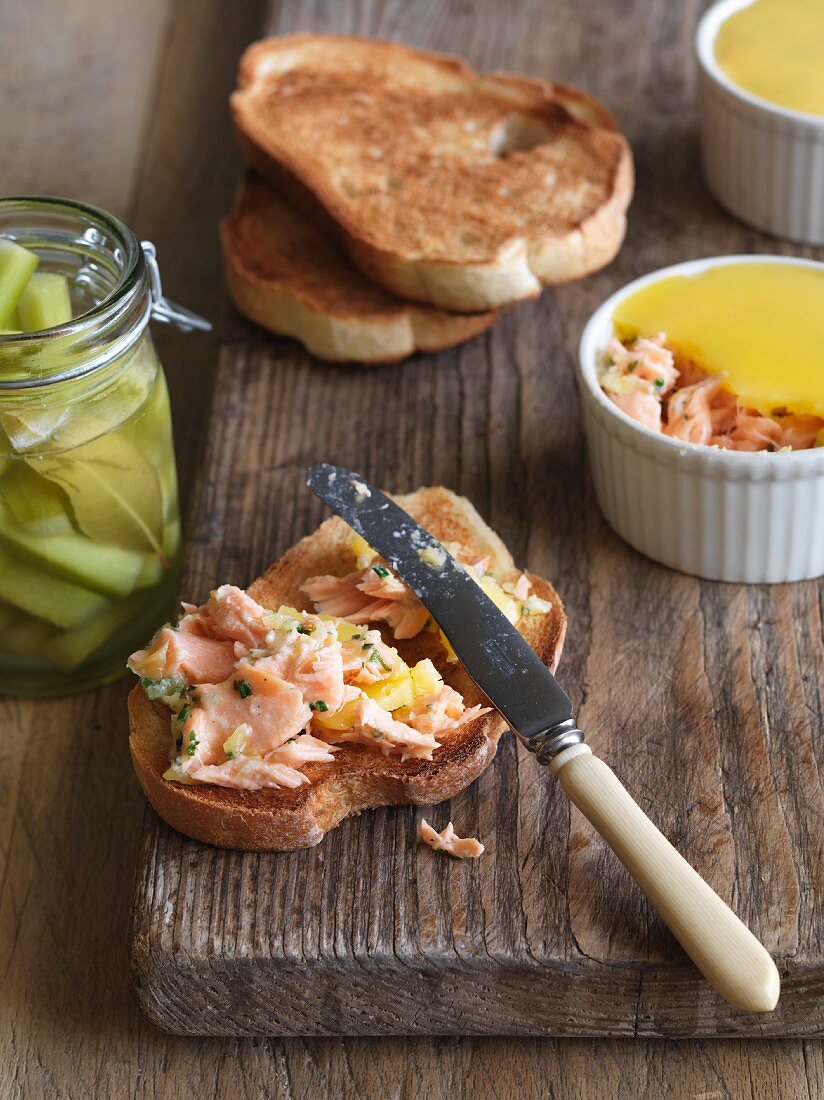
[577,256,824,584]
[697,0,824,246]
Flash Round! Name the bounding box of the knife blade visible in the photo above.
[304,463,780,1014]
[306,463,580,755]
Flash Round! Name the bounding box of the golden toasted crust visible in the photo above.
[128,488,566,851]
[231,34,633,311]
[219,173,496,363]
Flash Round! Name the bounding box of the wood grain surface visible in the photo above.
[132,0,823,1042]
[1,0,823,1095]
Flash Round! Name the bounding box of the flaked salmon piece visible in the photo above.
[710,410,783,451]
[175,707,212,765]
[302,565,430,640]
[708,389,738,436]
[270,732,338,768]
[419,818,485,859]
[600,335,679,398]
[128,626,236,687]
[187,757,310,790]
[179,673,312,768]
[165,631,237,685]
[664,375,724,445]
[289,638,347,711]
[672,355,712,388]
[206,584,271,647]
[608,390,662,433]
[776,414,823,450]
[176,586,271,645]
[334,696,441,759]
[128,626,177,681]
[398,686,489,739]
[177,603,226,639]
[247,633,348,712]
[341,633,400,685]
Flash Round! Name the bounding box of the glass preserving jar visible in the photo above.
[0,197,209,696]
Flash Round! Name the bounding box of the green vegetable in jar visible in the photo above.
[0,200,199,696]
[18,272,72,332]
[0,240,39,327]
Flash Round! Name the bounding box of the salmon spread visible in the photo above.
[128,536,551,792]
[599,335,824,451]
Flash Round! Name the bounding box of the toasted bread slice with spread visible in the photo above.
[220,173,496,363]
[128,488,566,851]
[231,35,633,312]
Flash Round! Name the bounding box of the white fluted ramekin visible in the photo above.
[697,0,824,245]
[577,255,824,584]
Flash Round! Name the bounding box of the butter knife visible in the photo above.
[306,463,780,1013]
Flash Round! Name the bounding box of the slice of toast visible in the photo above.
[128,487,566,851]
[231,35,633,312]
[220,173,496,363]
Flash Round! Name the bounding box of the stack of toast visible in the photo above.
[220,34,634,364]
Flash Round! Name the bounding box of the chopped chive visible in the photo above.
[372,564,390,579]
[362,642,390,670]
[310,700,329,712]
[233,679,253,699]
[141,676,184,701]
[177,704,192,724]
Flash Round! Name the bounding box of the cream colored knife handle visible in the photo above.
[549,744,780,1013]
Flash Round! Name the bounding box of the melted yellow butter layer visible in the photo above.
[714,0,824,116]
[613,263,824,417]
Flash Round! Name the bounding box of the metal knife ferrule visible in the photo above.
[516,717,585,765]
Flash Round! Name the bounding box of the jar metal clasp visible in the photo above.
[141,241,212,334]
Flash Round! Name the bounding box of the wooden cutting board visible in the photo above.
[129,332,823,1037]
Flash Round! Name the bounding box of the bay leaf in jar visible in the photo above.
[29,432,164,558]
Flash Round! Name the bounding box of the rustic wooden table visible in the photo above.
[1,0,822,1095]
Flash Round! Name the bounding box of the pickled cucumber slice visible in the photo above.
[0,500,152,598]
[17,272,72,332]
[0,240,39,326]
[0,599,18,631]
[0,548,109,629]
[163,517,181,560]
[135,553,163,590]
[32,432,164,556]
[4,614,55,657]
[42,593,144,671]
[1,463,74,535]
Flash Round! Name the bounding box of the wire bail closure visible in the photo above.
[142,240,212,334]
